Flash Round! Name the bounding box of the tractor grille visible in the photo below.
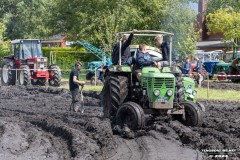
[154,78,174,88]
[142,77,174,89]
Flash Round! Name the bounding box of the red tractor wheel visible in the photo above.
[48,65,61,86]
[19,65,31,86]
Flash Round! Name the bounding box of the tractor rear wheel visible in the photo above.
[19,65,31,86]
[174,77,185,104]
[101,75,129,119]
[1,59,16,85]
[182,101,203,127]
[116,101,145,131]
[48,65,61,86]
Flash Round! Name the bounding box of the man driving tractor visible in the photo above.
[135,44,160,81]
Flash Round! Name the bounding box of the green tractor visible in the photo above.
[101,30,204,131]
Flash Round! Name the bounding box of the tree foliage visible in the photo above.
[206,0,240,14]
[0,22,10,63]
[0,0,199,59]
[206,7,240,44]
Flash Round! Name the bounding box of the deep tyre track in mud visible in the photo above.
[0,85,239,159]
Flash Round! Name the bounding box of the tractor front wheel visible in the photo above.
[182,102,203,127]
[1,59,16,85]
[48,65,61,86]
[19,65,31,86]
[116,102,145,131]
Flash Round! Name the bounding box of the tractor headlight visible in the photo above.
[154,90,160,96]
[192,90,197,96]
[167,89,173,96]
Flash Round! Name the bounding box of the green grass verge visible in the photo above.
[60,84,103,92]
[196,88,240,101]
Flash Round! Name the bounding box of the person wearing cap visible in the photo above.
[154,35,170,67]
[69,61,85,112]
[112,29,136,65]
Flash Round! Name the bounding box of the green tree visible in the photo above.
[49,0,199,55]
[206,0,240,14]
[0,22,10,62]
[0,0,53,39]
[206,7,240,44]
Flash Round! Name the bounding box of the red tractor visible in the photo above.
[1,39,61,86]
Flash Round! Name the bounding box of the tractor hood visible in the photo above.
[141,67,175,78]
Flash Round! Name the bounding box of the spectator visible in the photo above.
[194,56,203,87]
[182,59,191,76]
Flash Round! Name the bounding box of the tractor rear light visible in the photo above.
[167,89,173,96]
[154,90,160,96]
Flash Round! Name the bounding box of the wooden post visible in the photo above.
[207,73,209,99]
[95,68,97,86]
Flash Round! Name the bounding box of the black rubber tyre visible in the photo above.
[174,77,185,103]
[19,65,31,86]
[196,101,205,112]
[116,101,145,131]
[101,75,129,119]
[182,101,203,127]
[48,65,61,86]
[86,72,93,80]
[1,59,16,85]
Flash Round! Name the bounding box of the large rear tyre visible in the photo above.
[48,65,61,86]
[101,75,129,119]
[182,102,203,127]
[19,65,31,86]
[1,59,16,85]
[116,102,145,131]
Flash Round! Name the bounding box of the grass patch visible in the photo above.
[60,84,103,92]
[196,88,240,101]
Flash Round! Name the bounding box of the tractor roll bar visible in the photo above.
[118,30,174,36]
[117,30,174,67]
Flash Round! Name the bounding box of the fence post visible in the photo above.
[95,68,97,86]
[207,73,209,99]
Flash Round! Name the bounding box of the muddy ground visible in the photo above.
[0,85,239,160]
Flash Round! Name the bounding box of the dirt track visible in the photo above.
[0,85,239,160]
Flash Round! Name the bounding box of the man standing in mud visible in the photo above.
[69,62,85,112]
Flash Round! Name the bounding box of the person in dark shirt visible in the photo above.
[154,35,170,67]
[112,30,136,65]
[135,44,160,81]
[69,61,85,112]
[182,58,191,76]
[194,56,203,87]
